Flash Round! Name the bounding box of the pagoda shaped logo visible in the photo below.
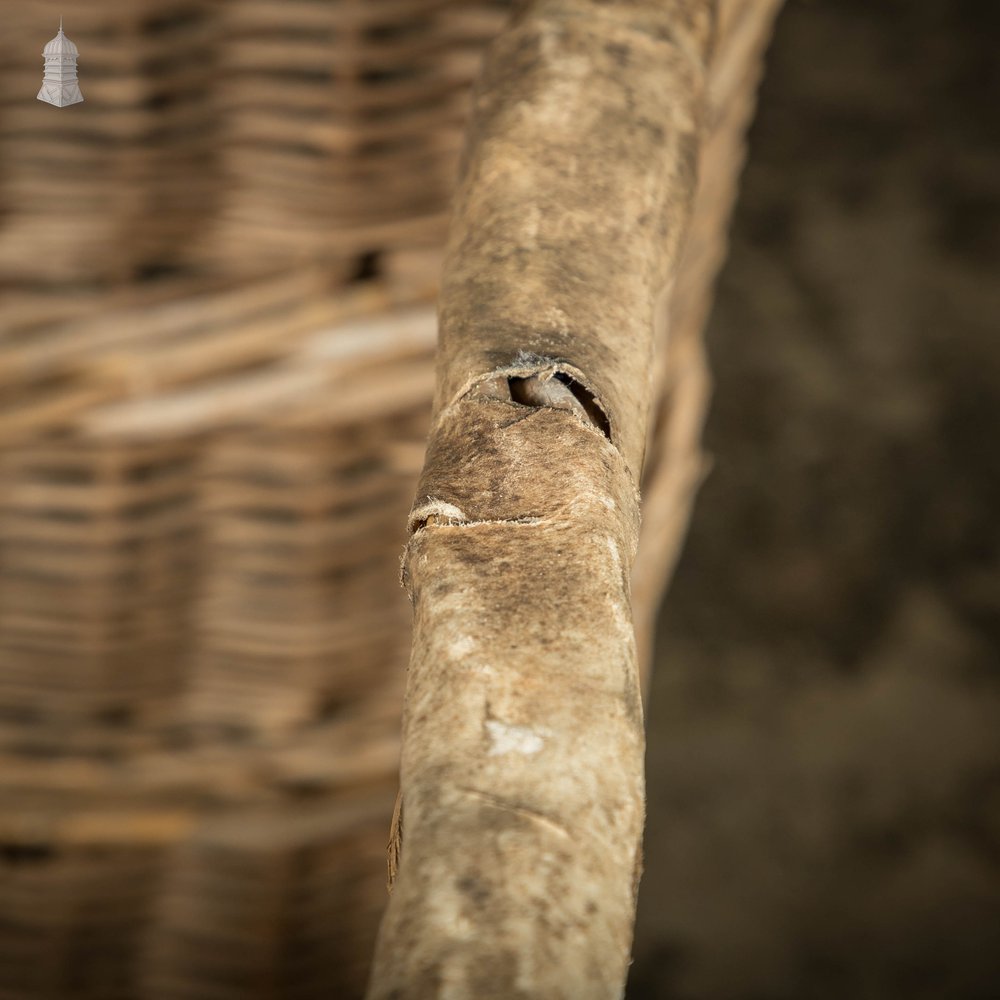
[38,18,83,107]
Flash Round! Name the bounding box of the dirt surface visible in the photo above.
[631,2,1000,997]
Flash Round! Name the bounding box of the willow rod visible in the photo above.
[367,2,715,996]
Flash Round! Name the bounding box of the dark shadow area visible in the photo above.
[632,1,1000,997]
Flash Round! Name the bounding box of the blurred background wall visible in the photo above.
[632,1,1000,997]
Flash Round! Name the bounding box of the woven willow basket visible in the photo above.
[0,1,779,996]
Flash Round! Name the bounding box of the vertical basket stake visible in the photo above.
[368,2,716,997]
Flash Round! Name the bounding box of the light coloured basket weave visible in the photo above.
[0,0,218,284]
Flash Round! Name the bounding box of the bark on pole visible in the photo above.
[367,2,716,997]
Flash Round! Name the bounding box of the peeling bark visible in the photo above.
[367,2,716,997]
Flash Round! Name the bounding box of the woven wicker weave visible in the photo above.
[191,0,509,276]
[0,0,218,284]
[0,1,781,996]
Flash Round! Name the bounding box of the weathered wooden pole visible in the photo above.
[368,2,716,996]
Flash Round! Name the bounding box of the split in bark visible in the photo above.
[368,2,717,997]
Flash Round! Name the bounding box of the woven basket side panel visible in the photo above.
[185,405,431,731]
[0,1,511,284]
[142,797,393,999]
[184,0,511,276]
[0,278,436,728]
[0,835,166,1000]
[0,441,200,718]
[0,1,221,285]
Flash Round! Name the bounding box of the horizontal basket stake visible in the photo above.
[367,2,716,998]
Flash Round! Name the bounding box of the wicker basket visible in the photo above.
[0,1,781,996]
[0,0,219,285]
[191,0,509,277]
